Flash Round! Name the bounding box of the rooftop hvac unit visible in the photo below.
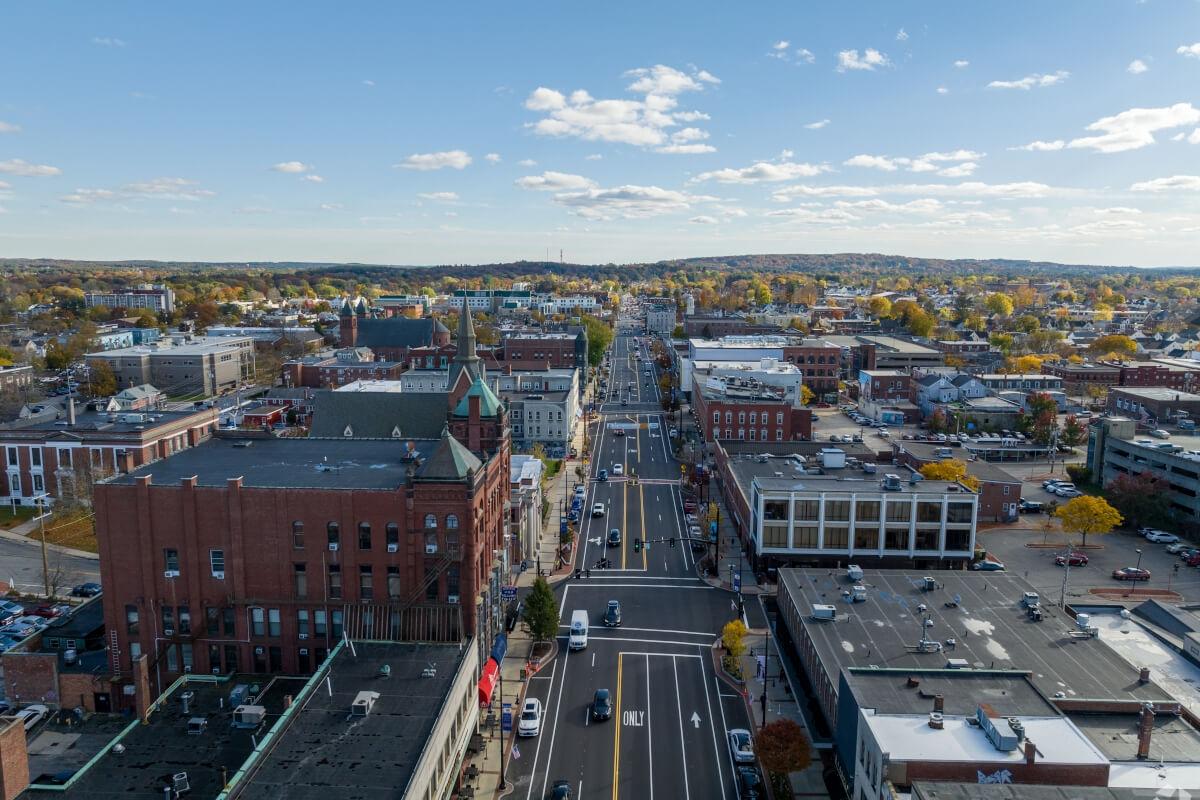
[351,690,380,717]
[882,474,902,491]
[811,604,836,621]
[232,704,266,729]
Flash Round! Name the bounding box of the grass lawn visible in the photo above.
[0,506,37,530]
[29,513,98,553]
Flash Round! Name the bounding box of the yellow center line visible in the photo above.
[612,652,623,800]
[640,482,648,571]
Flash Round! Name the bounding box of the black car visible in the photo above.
[736,766,762,799]
[607,528,621,547]
[591,689,613,721]
[549,780,572,799]
[604,600,621,627]
[504,598,524,633]
[70,583,102,598]
[597,470,608,482]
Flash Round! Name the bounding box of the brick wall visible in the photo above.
[0,718,29,800]
[2,652,58,708]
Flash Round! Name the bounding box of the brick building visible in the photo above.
[283,347,406,389]
[92,301,512,702]
[892,440,1022,521]
[691,373,813,443]
[683,316,778,339]
[337,298,451,361]
[1044,362,1122,397]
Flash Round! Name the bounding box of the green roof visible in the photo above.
[417,426,482,480]
[453,377,503,418]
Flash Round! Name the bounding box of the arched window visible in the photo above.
[327,522,339,548]
[445,514,459,529]
[424,514,437,529]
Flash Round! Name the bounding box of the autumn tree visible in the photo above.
[919,459,980,491]
[985,293,1014,317]
[756,719,813,796]
[87,359,118,398]
[1105,472,1173,531]
[989,333,1015,355]
[867,295,892,318]
[926,408,951,434]
[1055,495,1122,547]
[1088,334,1137,359]
[1010,355,1044,374]
[1019,392,1059,444]
[722,618,748,657]
[800,385,815,406]
[1060,414,1087,447]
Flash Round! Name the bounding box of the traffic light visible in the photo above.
[670,537,676,549]
[633,537,642,553]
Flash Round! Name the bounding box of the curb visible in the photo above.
[0,527,100,561]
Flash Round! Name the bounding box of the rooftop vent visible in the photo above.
[378,664,391,679]
[232,704,266,729]
[351,690,380,717]
[928,711,944,730]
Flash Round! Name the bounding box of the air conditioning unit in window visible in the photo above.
[387,543,398,553]
[328,542,339,551]
[211,667,221,675]
[447,594,459,604]
[212,571,225,580]
[183,665,192,673]
[299,648,308,656]
[163,570,179,578]
[164,628,175,637]
[425,544,438,554]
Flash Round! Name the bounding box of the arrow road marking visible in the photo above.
[691,711,701,728]
[589,536,602,545]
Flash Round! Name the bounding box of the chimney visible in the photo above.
[1137,703,1155,760]
[1139,666,1151,684]
[0,717,30,800]
[118,450,135,474]
[933,694,944,713]
[67,397,76,426]
[1024,740,1037,766]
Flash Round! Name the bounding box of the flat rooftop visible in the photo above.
[780,568,1175,705]
[88,337,250,358]
[1068,712,1200,763]
[1111,387,1200,402]
[111,435,430,489]
[894,441,1021,484]
[911,783,1147,800]
[0,408,210,434]
[23,674,303,800]
[235,641,467,800]
[729,458,962,500]
[844,669,1057,717]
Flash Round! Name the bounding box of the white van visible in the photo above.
[568,610,589,650]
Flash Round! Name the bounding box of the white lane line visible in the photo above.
[671,483,691,571]
[584,635,711,647]
[672,656,692,800]
[529,644,571,800]
[710,671,729,800]
[616,651,703,659]
[592,652,596,668]
[584,575,698,581]
[557,625,714,637]
[646,653,655,800]
[572,583,716,590]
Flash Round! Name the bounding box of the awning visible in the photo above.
[491,633,508,664]
[478,657,500,706]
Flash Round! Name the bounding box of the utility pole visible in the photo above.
[36,494,50,597]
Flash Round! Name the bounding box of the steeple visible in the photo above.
[447,295,483,394]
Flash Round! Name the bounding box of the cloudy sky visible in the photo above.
[1,1,1199,266]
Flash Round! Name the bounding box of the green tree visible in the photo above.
[580,315,613,368]
[906,309,936,337]
[671,324,685,338]
[521,577,559,642]
[1019,392,1059,444]
[985,293,1014,317]
[756,719,813,797]
[867,295,892,318]
[1060,414,1086,447]
[989,333,1015,355]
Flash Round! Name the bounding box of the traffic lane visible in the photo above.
[0,537,99,595]
[978,527,1200,604]
[671,653,732,800]
[612,652,652,800]
[638,484,694,578]
[718,684,756,797]
[557,583,735,642]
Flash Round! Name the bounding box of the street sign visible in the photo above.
[500,585,517,601]
[733,572,741,592]
[501,703,513,733]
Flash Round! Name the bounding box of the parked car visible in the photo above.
[736,766,763,800]
[1055,552,1089,567]
[604,600,622,627]
[1145,531,1180,544]
[728,728,755,763]
[518,698,543,737]
[550,780,572,799]
[1042,479,1064,490]
[1018,499,1045,513]
[15,704,49,731]
[1112,567,1152,581]
[1186,553,1200,567]
[1055,487,1083,498]
[590,689,613,721]
[69,583,102,598]
[971,559,1006,571]
[1165,542,1188,554]
[1178,548,1200,561]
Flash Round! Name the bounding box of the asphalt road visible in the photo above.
[0,534,99,595]
[509,326,756,800]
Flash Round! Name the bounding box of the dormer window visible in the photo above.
[343,425,353,437]
[391,426,402,438]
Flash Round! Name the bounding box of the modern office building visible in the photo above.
[84,284,176,314]
[87,336,256,396]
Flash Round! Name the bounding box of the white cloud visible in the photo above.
[773,40,789,51]
[1127,59,1149,75]
[362,79,376,87]
[835,198,943,214]
[987,70,1069,90]
[272,161,312,173]
[805,119,831,129]
[692,160,828,184]
[515,171,598,191]
[772,180,1065,202]
[61,176,214,204]
[837,49,890,72]
[845,154,901,171]
[937,86,949,95]
[954,59,970,68]
[844,150,981,174]
[417,191,460,202]
[657,143,717,154]
[0,122,20,134]
[1178,43,1200,59]
[937,162,978,178]
[765,206,860,223]
[302,174,324,183]
[396,150,472,170]
[1130,175,1200,192]
[60,188,117,204]
[0,158,62,177]
[91,36,125,47]
[320,203,343,211]
[1010,139,1065,152]
[524,65,718,150]
[551,184,716,220]
[484,153,501,163]
[689,215,719,224]
[1068,102,1200,153]
[796,48,815,64]
[896,28,909,41]
[518,159,537,167]
[1188,129,1200,145]
[585,154,603,161]
[0,180,9,191]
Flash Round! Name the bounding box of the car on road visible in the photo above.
[1145,531,1180,544]
[590,689,613,721]
[736,766,763,799]
[518,698,543,737]
[597,470,608,482]
[604,600,622,627]
[728,728,755,763]
[70,583,102,598]
[591,503,606,518]
[504,598,524,633]
[15,704,49,731]
[1112,567,1152,581]
[1055,552,1089,567]
[607,528,621,547]
[549,780,572,799]
[971,559,1006,571]
[611,463,623,476]
[1019,499,1045,513]
[613,428,626,437]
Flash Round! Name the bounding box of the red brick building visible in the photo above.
[780,339,843,394]
[1044,362,1121,396]
[691,374,813,443]
[283,350,406,389]
[338,298,451,361]
[892,441,1022,521]
[93,302,512,701]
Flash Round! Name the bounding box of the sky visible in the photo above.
[1,1,1199,267]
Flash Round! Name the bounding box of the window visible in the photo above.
[5,448,15,467]
[208,644,222,673]
[738,412,746,424]
[223,607,236,636]
[209,549,225,576]
[327,522,339,548]
[331,610,343,639]
[125,605,139,635]
[776,412,784,424]
[915,529,939,550]
[1002,485,1011,496]
[713,412,719,423]
[268,609,281,637]
[447,565,461,597]
[947,503,973,524]
[825,500,851,522]
[917,503,942,524]
[360,566,374,600]
[178,606,191,635]
[164,548,179,573]
[31,448,41,467]
[424,513,437,529]
[292,521,304,549]
[946,529,971,551]
[885,527,909,550]
[446,514,459,529]
[167,645,179,673]
[824,528,849,549]
[749,412,757,425]
[206,607,219,636]
[328,564,342,599]
[762,524,788,548]
[32,474,43,493]
[725,411,732,424]
[748,428,756,441]
[886,502,912,523]
[794,499,819,521]
[854,528,879,549]
[793,526,819,548]
[358,522,372,550]
[388,566,401,599]
[776,429,784,441]
[386,523,399,548]
[251,608,265,637]
[856,501,880,522]
[314,610,327,637]
[294,564,307,599]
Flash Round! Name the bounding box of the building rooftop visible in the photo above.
[843,668,1057,718]
[0,408,211,434]
[979,373,1061,381]
[1067,712,1200,763]
[110,434,432,489]
[825,335,942,355]
[87,336,250,358]
[728,459,963,499]
[910,783,1147,800]
[23,674,304,800]
[894,441,1022,484]
[1110,387,1200,402]
[963,396,1023,411]
[234,641,468,800]
[310,391,450,439]
[779,568,1175,705]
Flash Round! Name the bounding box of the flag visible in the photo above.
[511,743,521,760]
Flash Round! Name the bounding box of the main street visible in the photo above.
[510,320,756,800]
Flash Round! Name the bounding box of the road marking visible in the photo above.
[646,653,654,800]
[612,651,624,800]
[614,651,703,659]
[622,478,628,571]
[529,642,571,800]
[584,635,713,647]
[569,583,716,590]
[559,624,713,637]
[690,711,701,728]
[673,656,693,800]
[580,575,700,581]
[639,482,648,571]
[710,669,733,800]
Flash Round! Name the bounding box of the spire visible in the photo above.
[448,295,483,391]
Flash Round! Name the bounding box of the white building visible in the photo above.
[84,283,176,313]
[509,455,545,568]
[646,303,676,334]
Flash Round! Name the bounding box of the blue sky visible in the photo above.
[1,1,1199,266]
